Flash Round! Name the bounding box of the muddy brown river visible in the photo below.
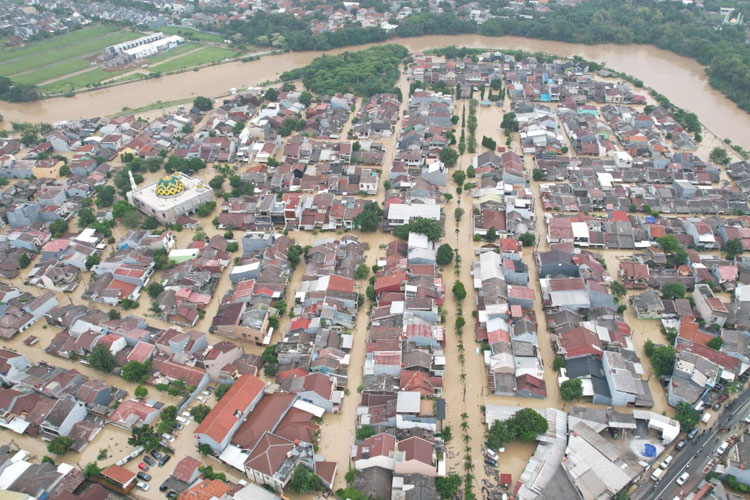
[1,34,749,145]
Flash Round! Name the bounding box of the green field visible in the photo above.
[11,58,94,86]
[145,42,201,64]
[150,46,241,73]
[41,68,129,94]
[1,30,143,78]
[0,26,117,64]
[159,26,225,44]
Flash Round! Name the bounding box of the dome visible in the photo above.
[155,175,185,198]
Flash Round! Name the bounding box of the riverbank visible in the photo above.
[2,34,750,147]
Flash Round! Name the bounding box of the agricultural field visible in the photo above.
[150,46,242,73]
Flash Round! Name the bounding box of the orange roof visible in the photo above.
[678,317,712,346]
[101,465,136,486]
[194,374,265,444]
[178,479,233,500]
[649,225,666,238]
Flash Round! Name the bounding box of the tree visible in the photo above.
[196,201,217,217]
[199,465,227,482]
[675,402,700,431]
[190,404,211,423]
[47,436,73,455]
[366,285,376,301]
[134,385,148,398]
[197,443,213,455]
[121,210,140,229]
[95,185,115,208]
[108,309,121,320]
[83,462,102,478]
[353,202,383,232]
[650,345,676,376]
[146,282,165,300]
[436,244,454,265]
[356,424,376,440]
[560,378,584,401]
[466,165,475,177]
[49,219,69,238]
[655,235,681,255]
[709,147,730,165]
[707,337,723,350]
[355,264,369,280]
[122,360,151,383]
[510,408,548,442]
[452,281,467,301]
[59,164,71,177]
[661,282,686,299]
[290,465,322,493]
[611,281,627,297]
[264,87,279,102]
[435,474,462,499]
[383,180,392,190]
[299,91,313,106]
[485,226,498,242]
[481,136,496,150]
[215,383,232,400]
[452,170,466,186]
[18,252,31,269]
[392,218,443,242]
[193,96,213,111]
[532,168,545,181]
[78,207,96,228]
[553,357,566,372]
[287,244,304,268]
[85,254,100,270]
[644,339,655,357]
[439,147,458,167]
[500,112,519,133]
[519,233,535,247]
[724,238,744,259]
[486,419,515,450]
[209,175,225,191]
[88,345,116,372]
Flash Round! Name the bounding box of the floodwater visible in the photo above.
[1,34,749,145]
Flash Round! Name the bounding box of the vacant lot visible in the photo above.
[41,68,129,94]
[150,46,241,73]
[146,42,202,65]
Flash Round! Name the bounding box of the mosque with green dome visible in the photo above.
[126,170,213,224]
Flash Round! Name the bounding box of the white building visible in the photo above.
[127,172,213,224]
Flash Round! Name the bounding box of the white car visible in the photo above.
[197,395,205,402]
[676,472,690,486]
[485,449,499,461]
[137,481,149,491]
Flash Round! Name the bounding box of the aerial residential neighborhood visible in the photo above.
[2,0,750,499]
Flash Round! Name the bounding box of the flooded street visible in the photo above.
[1,35,749,146]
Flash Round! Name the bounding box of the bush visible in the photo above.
[532,168,545,181]
[553,357,565,372]
[355,424,376,440]
[707,337,723,350]
[355,264,369,280]
[215,383,232,400]
[190,404,211,423]
[47,436,73,455]
[519,233,535,247]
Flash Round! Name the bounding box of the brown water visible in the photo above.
[1,35,749,145]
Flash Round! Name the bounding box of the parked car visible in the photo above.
[717,441,729,455]
[173,422,183,431]
[159,481,169,492]
[150,449,163,460]
[718,393,729,402]
[158,454,171,467]
[676,472,689,486]
[137,471,151,482]
[675,440,686,450]
[136,481,149,491]
[713,402,722,411]
[161,433,175,443]
[138,462,149,472]
[687,429,698,440]
[143,455,156,466]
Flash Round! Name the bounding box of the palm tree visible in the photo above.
[460,420,469,432]
[459,373,467,382]
[463,433,471,443]
[461,412,468,421]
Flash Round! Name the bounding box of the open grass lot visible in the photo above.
[0,25,115,64]
[145,42,201,65]
[41,68,128,94]
[150,46,242,73]
[0,29,143,78]
[11,58,94,86]
[158,26,225,44]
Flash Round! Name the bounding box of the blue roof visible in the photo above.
[541,94,551,102]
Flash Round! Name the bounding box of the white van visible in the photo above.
[650,468,664,481]
[717,441,729,455]
[701,412,712,424]
[659,455,673,469]
[676,472,689,485]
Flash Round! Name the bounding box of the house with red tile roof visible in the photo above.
[558,327,603,360]
[243,432,317,494]
[101,465,136,493]
[171,456,202,485]
[353,432,396,471]
[177,479,234,500]
[195,374,265,452]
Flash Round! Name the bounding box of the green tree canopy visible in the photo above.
[661,282,686,299]
[393,218,443,242]
[436,244,454,265]
[190,404,211,423]
[353,202,383,232]
[88,345,116,372]
[560,378,584,401]
[193,96,213,111]
[724,238,744,259]
[650,345,676,376]
[439,147,459,167]
[289,465,323,493]
[47,436,73,455]
[675,402,700,431]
